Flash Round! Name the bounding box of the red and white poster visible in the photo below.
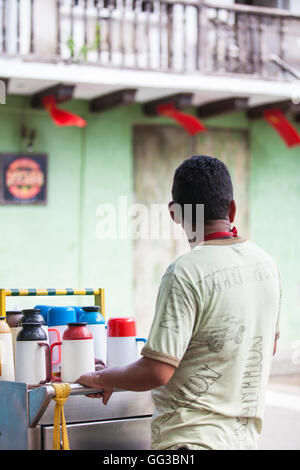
[0,153,47,204]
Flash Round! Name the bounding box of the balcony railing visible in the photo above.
[0,0,299,80]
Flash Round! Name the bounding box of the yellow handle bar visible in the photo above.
[0,288,105,318]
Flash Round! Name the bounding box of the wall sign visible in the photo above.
[0,153,47,204]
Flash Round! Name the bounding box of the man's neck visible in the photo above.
[204,218,232,238]
[186,218,233,248]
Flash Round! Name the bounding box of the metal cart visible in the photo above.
[0,381,153,450]
[0,288,154,450]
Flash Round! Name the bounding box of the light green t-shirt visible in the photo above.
[141,237,281,450]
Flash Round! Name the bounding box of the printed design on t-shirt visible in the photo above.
[191,315,246,353]
[234,336,263,441]
[152,411,174,442]
[198,261,278,297]
[168,364,222,407]
[234,417,249,442]
[158,284,193,335]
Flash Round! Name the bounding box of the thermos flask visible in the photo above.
[106,317,146,368]
[15,322,51,385]
[34,305,53,325]
[78,306,107,365]
[19,309,49,341]
[47,306,77,375]
[73,306,85,322]
[5,310,23,364]
[51,322,95,382]
[0,316,15,382]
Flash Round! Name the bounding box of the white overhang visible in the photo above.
[0,58,299,107]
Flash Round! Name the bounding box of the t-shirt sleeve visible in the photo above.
[141,271,199,367]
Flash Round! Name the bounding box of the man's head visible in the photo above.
[170,155,236,227]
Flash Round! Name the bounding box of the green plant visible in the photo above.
[66,23,101,62]
[66,36,75,57]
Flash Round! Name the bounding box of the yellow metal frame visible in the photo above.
[0,288,105,319]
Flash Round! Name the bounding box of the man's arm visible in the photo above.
[78,269,198,404]
[76,357,176,404]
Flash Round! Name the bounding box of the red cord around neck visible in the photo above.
[204,226,238,241]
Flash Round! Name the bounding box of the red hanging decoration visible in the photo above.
[156,103,206,136]
[263,109,300,148]
[42,95,86,128]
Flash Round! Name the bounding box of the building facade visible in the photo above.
[0,0,299,347]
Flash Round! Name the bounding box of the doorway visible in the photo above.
[133,125,250,336]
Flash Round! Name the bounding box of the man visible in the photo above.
[77,155,281,450]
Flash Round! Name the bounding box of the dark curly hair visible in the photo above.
[171,155,233,222]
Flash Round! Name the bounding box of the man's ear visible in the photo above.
[228,200,236,223]
[168,201,182,225]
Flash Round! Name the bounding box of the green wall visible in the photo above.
[249,118,300,345]
[0,96,135,316]
[0,96,299,344]
[203,110,300,345]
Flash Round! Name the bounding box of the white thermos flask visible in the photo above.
[106,317,146,368]
[51,322,95,382]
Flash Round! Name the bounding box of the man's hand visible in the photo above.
[75,370,114,405]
